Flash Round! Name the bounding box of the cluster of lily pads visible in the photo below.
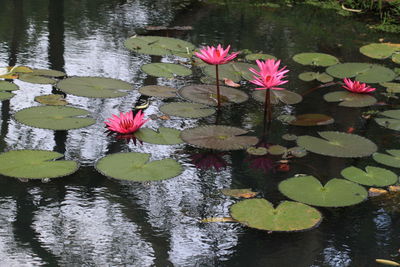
[0,35,400,233]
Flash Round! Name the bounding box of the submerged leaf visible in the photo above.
[288,114,334,126]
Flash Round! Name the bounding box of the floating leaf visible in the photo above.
[221,188,259,198]
[393,53,400,64]
[135,127,183,145]
[252,90,302,105]
[30,68,66,77]
[201,217,236,223]
[223,78,240,87]
[375,259,400,266]
[35,94,68,106]
[0,92,15,101]
[139,85,177,98]
[14,106,95,130]
[247,146,268,156]
[369,188,388,197]
[375,110,400,131]
[230,199,322,232]
[0,66,32,79]
[203,63,241,82]
[124,35,195,57]
[0,150,78,179]
[181,125,258,151]
[18,74,56,84]
[159,102,215,118]
[232,62,257,81]
[389,185,400,192]
[245,53,277,61]
[341,166,398,187]
[292,53,339,67]
[95,152,182,181]
[287,147,307,158]
[141,63,191,78]
[360,43,400,64]
[324,91,377,107]
[288,114,334,126]
[268,145,286,155]
[373,150,400,168]
[380,82,400,93]
[179,84,248,106]
[326,63,396,83]
[282,134,298,141]
[0,80,19,101]
[298,72,333,83]
[57,77,133,98]
[279,176,368,207]
[297,131,377,158]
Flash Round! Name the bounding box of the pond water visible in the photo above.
[0,0,400,266]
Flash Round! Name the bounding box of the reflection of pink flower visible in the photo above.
[195,44,239,65]
[246,155,275,174]
[191,152,228,171]
[104,110,149,134]
[249,59,289,90]
[342,78,375,93]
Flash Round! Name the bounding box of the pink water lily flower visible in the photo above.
[249,59,289,90]
[342,78,375,93]
[104,110,149,134]
[195,44,239,65]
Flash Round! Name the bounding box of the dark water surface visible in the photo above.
[0,0,399,266]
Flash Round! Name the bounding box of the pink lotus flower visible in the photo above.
[342,78,375,93]
[104,110,149,134]
[195,44,239,65]
[249,59,289,90]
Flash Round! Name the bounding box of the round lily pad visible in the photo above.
[203,62,256,82]
[381,82,400,93]
[298,72,333,83]
[288,114,334,126]
[247,147,268,156]
[180,125,258,151]
[297,131,377,158]
[18,74,56,84]
[141,63,192,78]
[135,127,184,145]
[0,92,15,101]
[268,145,286,155]
[0,150,78,179]
[373,150,400,168]
[252,90,302,105]
[245,53,277,61]
[278,176,368,207]
[359,43,400,61]
[287,147,307,158]
[323,91,377,107]
[292,53,339,67]
[159,102,216,118]
[56,77,134,98]
[230,199,322,232]
[375,110,400,131]
[0,81,19,101]
[393,53,400,64]
[124,35,195,58]
[31,69,66,77]
[139,85,177,98]
[326,63,396,83]
[179,84,248,106]
[35,94,68,106]
[282,134,298,141]
[14,106,95,130]
[341,166,398,187]
[95,152,183,181]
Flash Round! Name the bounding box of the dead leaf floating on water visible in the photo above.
[375,259,400,266]
[368,188,388,197]
[201,217,236,223]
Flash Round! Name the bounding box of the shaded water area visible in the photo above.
[0,0,400,266]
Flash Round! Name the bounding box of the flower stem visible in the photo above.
[264,89,272,124]
[215,64,221,109]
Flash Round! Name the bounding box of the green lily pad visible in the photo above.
[282,134,298,141]
[246,146,268,156]
[393,53,400,64]
[221,188,259,198]
[179,84,248,106]
[35,94,68,106]
[95,152,183,181]
[375,110,400,131]
[359,43,400,63]
[230,199,322,232]
[268,145,287,155]
[232,62,257,81]
[341,166,398,187]
[326,63,396,83]
[297,131,377,158]
[287,147,307,158]
[139,85,177,98]
[288,114,334,126]
[135,127,184,145]
[373,150,400,168]
[278,176,368,207]
[298,72,333,83]
[14,106,95,130]
[18,74,57,84]
[380,82,400,93]
[252,90,302,105]
[292,53,339,67]
[124,35,195,58]
[31,69,66,78]
[324,91,377,107]
[141,63,192,78]
[0,92,15,101]
[203,62,256,82]
[180,125,258,151]
[159,102,216,118]
[56,77,133,98]
[0,150,78,179]
[0,81,19,101]
[245,53,277,61]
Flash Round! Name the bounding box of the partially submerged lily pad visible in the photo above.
[324,91,377,107]
[359,43,400,64]
[287,114,334,126]
[35,94,68,106]
[341,166,398,187]
[375,110,400,131]
[56,77,133,98]
[30,69,66,78]
[180,125,258,150]
[135,127,184,145]
[0,66,32,79]
[141,63,192,78]
[179,84,248,106]
[297,131,377,158]
[245,53,277,61]
[95,152,183,181]
[326,63,396,83]
[18,74,57,84]
[298,72,333,83]
[203,62,256,82]
[139,85,177,98]
[252,90,302,105]
[0,150,78,179]
[221,188,259,198]
[247,146,268,156]
[14,106,95,130]
[124,35,195,57]
[380,82,400,93]
[292,53,339,67]
[230,199,322,232]
[282,134,298,141]
[373,150,400,168]
[159,102,216,118]
[0,80,19,101]
[278,176,368,207]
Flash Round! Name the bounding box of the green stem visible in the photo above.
[215,64,221,109]
[263,89,272,124]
